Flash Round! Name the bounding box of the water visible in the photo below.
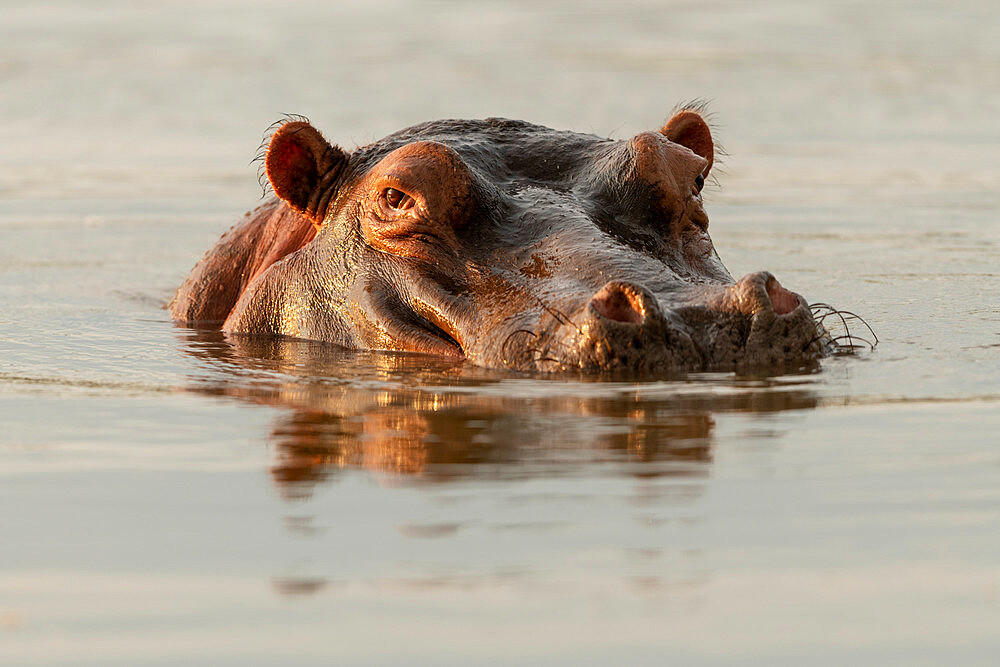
[2,1,999,664]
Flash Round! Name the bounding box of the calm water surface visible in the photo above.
[2,1,999,664]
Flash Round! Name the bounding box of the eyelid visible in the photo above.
[384,187,414,210]
[376,183,422,220]
[377,173,419,202]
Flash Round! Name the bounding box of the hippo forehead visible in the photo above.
[347,118,616,191]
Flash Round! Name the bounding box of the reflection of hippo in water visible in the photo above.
[179,330,817,496]
[178,330,822,495]
[171,108,853,373]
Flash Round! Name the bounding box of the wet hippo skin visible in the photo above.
[170,109,830,373]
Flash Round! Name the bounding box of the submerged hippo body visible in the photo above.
[171,110,827,373]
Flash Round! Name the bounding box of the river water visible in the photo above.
[2,1,999,664]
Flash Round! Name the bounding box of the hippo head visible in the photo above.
[210,111,832,374]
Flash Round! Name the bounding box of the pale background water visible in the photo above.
[1,1,999,664]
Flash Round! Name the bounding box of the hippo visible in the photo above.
[170,108,847,374]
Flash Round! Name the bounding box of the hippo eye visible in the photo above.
[694,174,705,194]
[384,187,415,211]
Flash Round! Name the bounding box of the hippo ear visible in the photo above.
[660,110,714,177]
[265,121,348,227]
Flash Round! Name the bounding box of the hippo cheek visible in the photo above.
[351,287,466,360]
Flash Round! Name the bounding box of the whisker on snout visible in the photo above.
[535,298,582,336]
[808,302,878,356]
[827,334,877,354]
[501,328,538,365]
[534,355,563,365]
[499,329,574,370]
[525,336,578,371]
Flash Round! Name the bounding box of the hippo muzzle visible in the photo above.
[489,271,822,373]
[171,109,849,375]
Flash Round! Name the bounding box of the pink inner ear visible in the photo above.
[266,134,318,215]
[661,111,714,175]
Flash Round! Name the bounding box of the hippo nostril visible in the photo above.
[590,283,645,324]
[766,276,800,315]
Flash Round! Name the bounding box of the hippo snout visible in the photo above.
[554,281,698,373]
[548,273,820,373]
[677,271,821,370]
